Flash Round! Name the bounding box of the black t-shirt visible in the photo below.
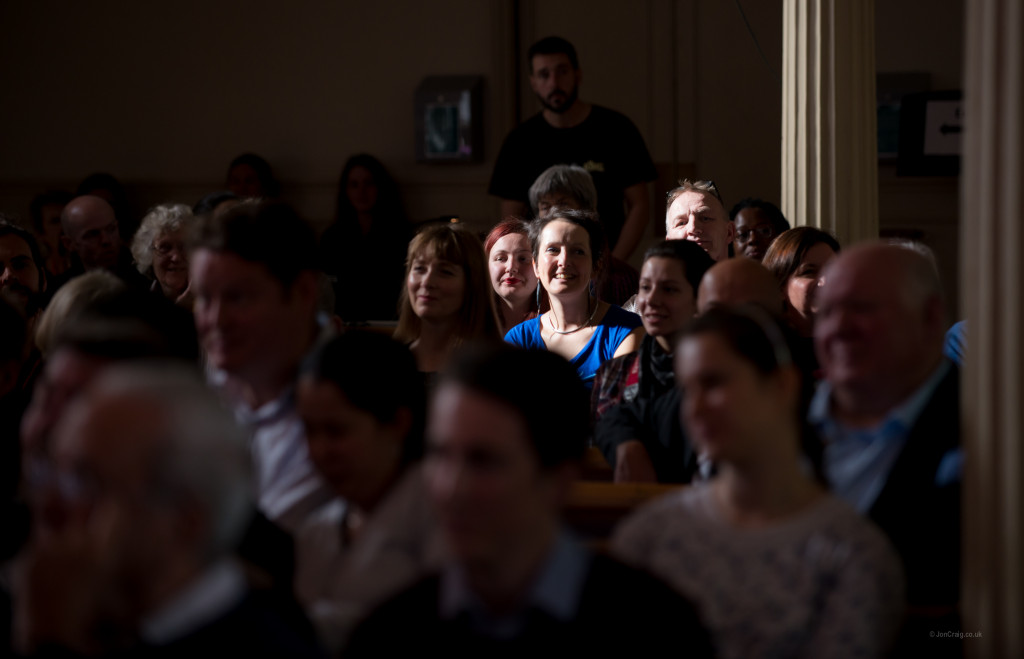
[488,105,657,249]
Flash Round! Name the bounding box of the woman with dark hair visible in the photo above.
[319,154,411,321]
[762,226,841,338]
[225,153,279,198]
[394,223,501,375]
[592,239,715,483]
[612,306,904,658]
[484,218,539,333]
[504,209,643,388]
[294,331,440,652]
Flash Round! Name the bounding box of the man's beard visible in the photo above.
[538,85,579,114]
[0,282,40,317]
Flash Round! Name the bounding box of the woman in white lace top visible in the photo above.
[612,306,905,659]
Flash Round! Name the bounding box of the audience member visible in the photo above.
[51,195,148,294]
[345,345,713,656]
[0,220,47,336]
[592,240,714,483]
[225,153,279,199]
[811,243,961,649]
[613,306,904,658]
[762,226,840,338]
[189,200,333,534]
[505,209,643,388]
[729,197,790,261]
[665,179,734,262]
[489,36,656,260]
[192,190,240,218]
[294,332,440,652]
[75,172,135,241]
[28,190,73,278]
[33,271,123,358]
[319,154,410,321]
[15,364,324,656]
[484,219,539,334]
[393,223,501,376]
[527,163,638,306]
[696,256,783,314]
[130,203,194,304]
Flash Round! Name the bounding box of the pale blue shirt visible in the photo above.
[810,361,955,513]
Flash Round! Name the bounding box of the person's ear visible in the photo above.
[726,220,736,243]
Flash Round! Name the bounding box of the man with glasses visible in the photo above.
[665,179,734,262]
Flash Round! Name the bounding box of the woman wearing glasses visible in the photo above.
[729,198,790,262]
[130,203,194,305]
[612,307,904,658]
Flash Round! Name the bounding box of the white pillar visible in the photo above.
[961,0,1024,655]
[781,0,878,245]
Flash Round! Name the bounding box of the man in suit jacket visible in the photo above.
[14,363,323,657]
[810,243,961,652]
[346,345,712,657]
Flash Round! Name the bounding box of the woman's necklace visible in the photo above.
[547,296,599,335]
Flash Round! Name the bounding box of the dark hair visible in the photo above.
[0,220,46,311]
[530,208,608,276]
[443,343,589,468]
[192,190,239,217]
[681,306,825,485]
[226,153,279,198]
[29,190,73,233]
[191,199,317,289]
[528,36,579,71]
[54,288,201,365]
[76,172,125,203]
[729,198,790,235]
[762,227,841,289]
[334,154,406,229]
[302,331,426,464]
[642,239,716,300]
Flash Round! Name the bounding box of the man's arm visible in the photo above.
[499,199,529,220]
[612,182,650,261]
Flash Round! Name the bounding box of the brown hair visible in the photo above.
[762,227,841,289]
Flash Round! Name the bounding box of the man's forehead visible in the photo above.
[531,52,573,73]
[670,191,725,218]
[0,233,33,258]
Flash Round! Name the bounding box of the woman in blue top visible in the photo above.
[504,208,643,387]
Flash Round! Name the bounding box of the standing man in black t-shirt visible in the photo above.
[489,36,657,261]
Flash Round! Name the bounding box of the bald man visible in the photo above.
[695,257,782,314]
[50,195,147,295]
[810,243,958,648]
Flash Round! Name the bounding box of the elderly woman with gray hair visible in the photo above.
[131,203,194,304]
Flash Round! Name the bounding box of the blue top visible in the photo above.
[943,320,966,366]
[504,305,642,388]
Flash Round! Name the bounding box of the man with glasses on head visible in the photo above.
[489,36,657,261]
[665,179,734,262]
[49,195,148,296]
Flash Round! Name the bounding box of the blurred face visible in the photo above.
[226,164,264,198]
[346,166,379,214]
[426,384,556,568]
[814,254,931,394]
[536,193,581,218]
[488,233,537,307]
[38,202,66,253]
[40,396,180,600]
[407,253,465,322]
[21,348,107,458]
[784,242,836,337]
[636,257,695,350]
[0,233,42,314]
[666,191,734,262]
[299,378,401,508]
[152,229,189,298]
[677,333,781,465]
[534,219,593,298]
[733,208,777,261]
[191,249,311,379]
[529,53,580,114]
